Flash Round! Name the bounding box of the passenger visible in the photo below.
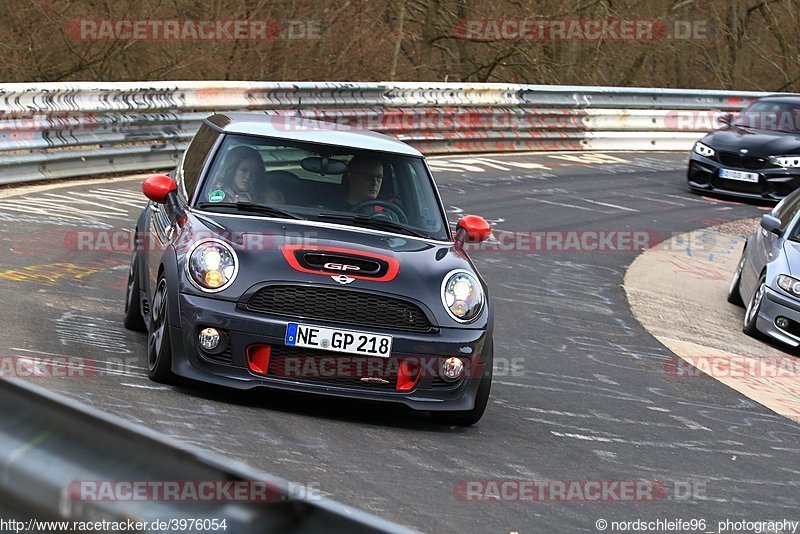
[209,146,284,204]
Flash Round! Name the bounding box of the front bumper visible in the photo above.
[169,292,492,411]
[687,152,800,202]
[755,286,800,347]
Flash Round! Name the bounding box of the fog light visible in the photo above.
[776,317,790,329]
[199,328,221,351]
[441,357,464,380]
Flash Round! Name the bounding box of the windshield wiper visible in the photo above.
[197,201,301,220]
[316,212,431,239]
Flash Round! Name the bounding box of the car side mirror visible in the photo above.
[718,112,733,128]
[454,215,491,249]
[142,174,177,203]
[142,174,185,221]
[761,214,782,235]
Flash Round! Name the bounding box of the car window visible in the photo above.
[735,100,800,132]
[775,188,800,231]
[196,134,448,240]
[404,163,434,227]
[181,125,220,201]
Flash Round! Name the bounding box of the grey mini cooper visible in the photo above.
[124,112,495,425]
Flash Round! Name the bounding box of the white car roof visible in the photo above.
[207,112,423,157]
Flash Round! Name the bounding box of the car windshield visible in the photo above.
[733,100,800,132]
[195,134,449,240]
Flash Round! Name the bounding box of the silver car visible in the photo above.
[729,186,800,346]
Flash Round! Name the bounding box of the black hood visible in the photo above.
[173,210,488,329]
[189,211,445,255]
[703,127,800,156]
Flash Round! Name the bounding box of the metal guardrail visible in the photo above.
[0,376,409,533]
[0,80,783,526]
[0,81,776,184]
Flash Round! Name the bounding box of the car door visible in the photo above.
[146,125,221,301]
[742,189,800,298]
[146,196,175,301]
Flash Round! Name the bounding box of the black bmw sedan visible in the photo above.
[688,95,800,202]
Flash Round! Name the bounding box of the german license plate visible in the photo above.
[285,323,392,357]
[719,168,759,183]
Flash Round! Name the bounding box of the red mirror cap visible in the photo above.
[457,215,491,243]
[142,174,177,204]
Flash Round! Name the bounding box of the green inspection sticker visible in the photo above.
[208,190,225,203]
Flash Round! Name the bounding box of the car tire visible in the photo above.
[743,274,766,337]
[433,347,492,427]
[727,252,746,306]
[123,247,147,331]
[147,276,176,383]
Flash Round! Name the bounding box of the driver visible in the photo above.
[340,156,384,209]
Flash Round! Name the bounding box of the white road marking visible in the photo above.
[668,415,712,431]
[593,374,619,385]
[69,192,138,211]
[620,193,686,207]
[428,156,551,173]
[55,311,132,354]
[549,431,772,457]
[664,193,708,204]
[0,187,143,224]
[120,383,171,390]
[518,406,692,430]
[581,198,639,212]
[0,203,85,220]
[526,197,601,212]
[548,154,630,164]
[42,192,129,213]
[593,450,617,459]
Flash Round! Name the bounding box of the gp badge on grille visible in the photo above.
[281,244,399,282]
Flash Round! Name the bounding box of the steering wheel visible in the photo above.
[352,200,408,224]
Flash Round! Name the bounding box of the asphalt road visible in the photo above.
[0,152,797,533]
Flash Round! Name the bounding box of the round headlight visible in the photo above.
[186,239,238,292]
[441,270,484,322]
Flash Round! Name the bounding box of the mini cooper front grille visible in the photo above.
[245,285,434,332]
[266,345,397,390]
[430,376,464,389]
[200,345,233,365]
